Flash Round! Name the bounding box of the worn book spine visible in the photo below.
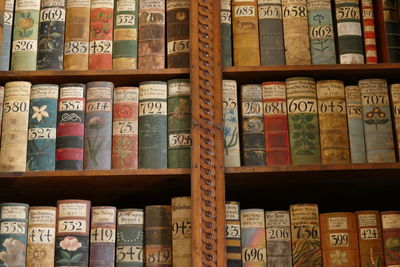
[145,205,172,267]
[116,209,144,267]
[171,197,191,267]
[225,201,241,267]
[26,206,56,267]
[359,79,396,163]
[0,203,29,267]
[290,204,322,267]
[0,0,14,70]
[377,0,400,62]
[112,86,139,169]
[0,81,31,172]
[361,0,377,63]
[232,0,260,66]
[381,211,400,266]
[138,81,168,169]
[0,87,4,146]
[138,0,165,69]
[89,206,116,267]
[167,79,191,168]
[221,0,232,67]
[286,77,321,165]
[241,84,266,166]
[0,0,4,59]
[27,84,59,171]
[262,82,290,165]
[56,84,86,170]
[391,84,400,158]
[265,211,292,267]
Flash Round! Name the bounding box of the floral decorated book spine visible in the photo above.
[171,197,192,267]
[381,211,400,266]
[225,201,241,267]
[0,0,15,70]
[390,83,400,158]
[361,0,377,63]
[221,0,232,67]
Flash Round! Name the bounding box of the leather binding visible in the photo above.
[116,209,144,267]
[138,0,165,69]
[381,211,400,266]
[171,197,191,267]
[355,211,385,267]
[166,0,189,68]
[361,0,377,63]
[0,81,31,172]
[390,84,400,158]
[0,87,4,146]
[27,84,59,171]
[359,79,396,163]
[225,201,241,267]
[113,0,138,70]
[334,0,364,64]
[112,86,139,169]
[0,0,4,58]
[56,83,86,170]
[221,0,232,67]
[84,81,114,170]
[0,0,14,70]
[240,209,267,266]
[265,211,292,267]
[286,77,321,165]
[138,81,168,169]
[290,204,322,267]
[232,0,260,66]
[89,206,117,267]
[223,80,241,167]
[262,82,290,165]
[0,203,29,267]
[167,79,191,168]
[55,200,90,267]
[11,0,41,70]
[282,0,311,65]
[26,207,56,267]
[145,205,172,267]
[307,0,337,64]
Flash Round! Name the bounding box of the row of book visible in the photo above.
[0,79,191,172]
[0,197,191,266]
[222,78,400,167]
[221,0,400,67]
[225,202,400,267]
[0,0,189,71]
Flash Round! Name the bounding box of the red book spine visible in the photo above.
[361,0,378,63]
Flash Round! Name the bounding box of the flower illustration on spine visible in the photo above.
[32,105,49,122]
[87,116,106,166]
[0,238,26,267]
[57,236,83,265]
[330,250,348,265]
[365,107,388,130]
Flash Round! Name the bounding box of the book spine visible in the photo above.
[138,81,168,169]
[0,87,4,146]
[56,83,86,170]
[145,205,172,267]
[241,84,266,166]
[138,0,165,69]
[290,204,322,266]
[391,84,400,158]
[89,206,117,267]
[166,0,189,68]
[361,0,377,63]
[232,0,260,66]
[37,0,66,70]
[381,211,400,266]
[27,84,59,171]
[171,197,191,267]
[225,201,242,267]
[55,200,91,267]
[262,82,290,165]
[265,211,292,267]
[26,207,56,267]
[84,81,114,170]
[116,209,144,267]
[11,0,41,70]
[112,86,139,169]
[258,0,285,66]
[221,0,232,67]
[0,203,29,267]
[286,77,321,165]
[113,0,138,70]
[379,0,400,62]
[0,81,31,172]
[359,79,396,163]
[0,0,4,58]
[63,0,90,70]
[307,0,336,64]
[167,79,191,168]
[0,0,14,70]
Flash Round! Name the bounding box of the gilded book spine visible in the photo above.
[391,84,400,158]
[381,211,400,266]
[225,201,241,267]
[361,0,377,63]
[221,0,232,67]
[0,0,14,70]
[171,197,191,267]
[378,0,400,62]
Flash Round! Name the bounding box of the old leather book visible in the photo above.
[390,84,400,159]
[377,0,400,62]
[361,0,378,63]
[171,197,191,267]
[225,201,241,267]
[27,84,59,171]
[0,87,4,147]
[221,0,232,67]
[381,211,400,266]
[0,0,14,70]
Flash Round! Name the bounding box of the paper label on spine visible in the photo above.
[1,206,27,219]
[139,101,167,116]
[91,227,116,242]
[221,0,230,10]
[225,204,239,220]
[169,133,191,147]
[58,220,86,233]
[168,82,190,96]
[167,40,190,55]
[67,0,90,7]
[329,233,349,247]
[266,228,290,241]
[87,101,112,112]
[4,12,13,26]
[91,0,113,8]
[241,211,265,228]
[382,214,400,229]
[242,248,267,263]
[87,87,112,100]
[59,100,84,111]
[226,224,240,238]
[113,121,138,135]
[29,209,56,224]
[221,11,231,23]
[59,203,87,217]
[89,40,113,55]
[1,222,26,234]
[31,86,59,99]
[29,128,57,140]
[234,6,256,17]
[117,210,143,225]
[242,101,263,116]
[15,0,40,10]
[92,208,115,223]
[117,246,144,262]
[117,0,136,11]
[360,227,379,240]
[40,8,66,22]
[64,41,89,55]
[328,217,348,230]
[60,87,84,99]
[28,227,55,243]
[140,0,164,9]
[258,5,281,19]
[358,214,377,226]
[167,0,189,10]
[139,84,167,99]
[12,40,37,53]
[116,14,136,26]
[114,88,138,103]
[337,22,362,36]
[290,205,320,241]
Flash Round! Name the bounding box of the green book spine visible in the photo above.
[221,0,232,67]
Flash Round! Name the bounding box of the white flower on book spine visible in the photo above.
[330,250,348,265]
[0,238,26,266]
[32,105,49,122]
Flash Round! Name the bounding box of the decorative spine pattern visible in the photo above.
[361,0,377,63]
[0,0,14,70]
[221,0,232,67]
[381,211,400,266]
[391,83,400,158]
[171,197,192,267]
[225,201,242,267]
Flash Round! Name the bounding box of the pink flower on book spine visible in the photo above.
[59,236,81,252]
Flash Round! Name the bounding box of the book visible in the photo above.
[0,87,4,146]
[225,201,241,267]
[56,83,86,170]
[0,81,31,172]
[26,207,56,267]
[27,84,59,171]
[0,0,4,58]
[359,79,396,163]
[262,82,290,165]
[391,83,400,158]
[112,86,139,169]
[166,0,189,68]
[361,0,378,64]
[232,0,260,66]
[286,77,321,165]
[221,0,232,67]
[241,84,266,166]
[138,81,168,169]
[381,211,400,266]
[167,79,191,168]
[89,206,117,267]
[138,0,165,69]
[84,81,114,170]
[171,196,191,267]
[0,0,14,70]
